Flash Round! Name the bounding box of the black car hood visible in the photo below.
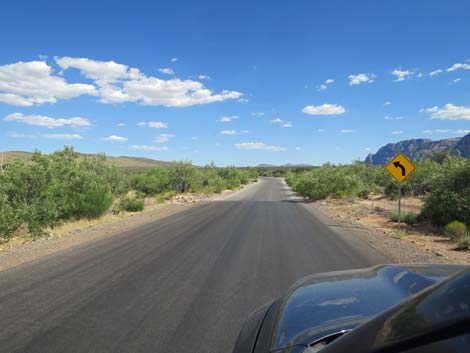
[272,264,468,351]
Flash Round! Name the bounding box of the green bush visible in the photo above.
[456,236,470,250]
[118,196,145,212]
[422,157,470,226]
[388,209,418,225]
[444,221,468,239]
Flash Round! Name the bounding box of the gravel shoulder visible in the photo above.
[306,196,470,265]
[0,181,259,272]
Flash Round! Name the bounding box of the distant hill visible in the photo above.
[257,163,313,168]
[365,132,470,165]
[0,151,170,171]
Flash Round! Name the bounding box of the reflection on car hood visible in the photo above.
[273,264,468,351]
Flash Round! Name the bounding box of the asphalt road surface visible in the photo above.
[0,177,388,353]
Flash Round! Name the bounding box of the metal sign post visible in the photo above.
[384,153,416,230]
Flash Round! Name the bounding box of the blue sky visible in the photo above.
[0,0,469,166]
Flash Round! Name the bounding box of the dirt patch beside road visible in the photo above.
[309,195,470,265]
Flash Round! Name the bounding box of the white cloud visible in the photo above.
[117,123,125,127]
[198,75,210,80]
[131,145,168,151]
[9,132,83,140]
[392,69,415,82]
[170,58,178,63]
[392,130,404,135]
[251,112,264,117]
[0,60,96,106]
[348,73,375,86]
[158,68,175,75]
[384,101,391,106]
[422,104,470,120]
[340,129,355,133]
[137,121,168,128]
[384,116,404,120]
[4,112,90,128]
[302,104,346,115]
[453,78,461,84]
[270,118,283,123]
[423,129,470,135]
[429,69,443,77]
[219,115,239,122]
[235,142,286,151]
[104,135,128,142]
[282,122,293,128]
[295,146,301,151]
[55,56,242,107]
[317,78,334,91]
[317,129,325,132]
[447,63,470,72]
[154,133,174,143]
[220,130,238,135]
[238,97,249,103]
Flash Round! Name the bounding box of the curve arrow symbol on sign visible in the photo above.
[393,161,406,176]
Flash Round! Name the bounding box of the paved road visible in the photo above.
[0,177,388,353]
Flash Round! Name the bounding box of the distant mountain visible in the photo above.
[365,133,470,165]
[0,151,170,170]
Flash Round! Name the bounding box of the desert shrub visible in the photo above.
[444,221,468,239]
[132,167,170,195]
[169,161,196,193]
[0,147,116,239]
[456,236,470,250]
[422,157,470,226]
[118,196,145,212]
[388,209,418,225]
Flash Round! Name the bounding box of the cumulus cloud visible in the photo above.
[131,145,168,151]
[54,56,242,107]
[154,133,174,143]
[270,118,283,123]
[447,63,470,72]
[282,122,293,128]
[0,60,96,106]
[421,104,470,120]
[137,121,168,128]
[198,75,210,80]
[170,58,178,63]
[4,112,91,128]
[302,104,346,115]
[235,142,286,151]
[219,115,239,123]
[392,69,415,82]
[348,73,375,86]
[384,101,391,106]
[158,68,175,75]
[104,135,128,142]
[317,78,334,91]
[117,123,125,127]
[9,132,83,139]
[429,69,443,77]
[391,130,404,135]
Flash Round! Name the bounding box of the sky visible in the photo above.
[0,0,469,166]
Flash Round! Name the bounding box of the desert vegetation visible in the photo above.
[0,147,258,241]
[286,155,470,249]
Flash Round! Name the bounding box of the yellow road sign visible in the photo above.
[384,152,416,183]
